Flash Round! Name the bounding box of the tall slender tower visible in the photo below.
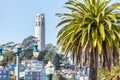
[35,14,45,51]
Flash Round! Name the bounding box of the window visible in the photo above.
[0,71,2,74]
[25,72,28,76]
[39,21,40,26]
[3,71,6,74]
[25,76,31,80]
[42,20,44,27]
[36,77,40,80]
[3,75,6,78]
[30,72,32,75]
[36,22,37,26]
[37,72,40,76]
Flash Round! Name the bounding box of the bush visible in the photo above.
[53,73,66,80]
[98,66,120,80]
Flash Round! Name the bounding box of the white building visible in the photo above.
[21,60,43,68]
[35,14,45,51]
[24,60,45,80]
[44,60,54,75]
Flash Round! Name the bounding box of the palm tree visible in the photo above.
[56,0,120,80]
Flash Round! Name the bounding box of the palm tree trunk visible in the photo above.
[113,51,116,66]
[99,54,102,68]
[102,53,107,68]
[113,47,119,66]
[102,42,111,70]
[116,53,119,66]
[89,47,98,80]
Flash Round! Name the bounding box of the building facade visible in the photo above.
[0,68,10,80]
[24,70,41,80]
[35,14,45,51]
[24,60,45,80]
[21,60,43,67]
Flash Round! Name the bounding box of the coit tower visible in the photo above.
[35,14,45,51]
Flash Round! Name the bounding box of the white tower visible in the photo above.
[35,14,45,51]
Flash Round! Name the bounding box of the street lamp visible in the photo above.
[14,45,22,80]
[0,48,3,61]
[33,44,39,58]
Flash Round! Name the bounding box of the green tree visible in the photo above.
[21,36,36,60]
[21,49,33,60]
[40,44,62,70]
[56,0,120,80]
[43,50,61,69]
[51,52,61,70]
[0,51,16,66]
[37,51,46,61]
[21,35,36,49]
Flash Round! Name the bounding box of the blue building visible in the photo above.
[0,68,10,80]
[24,70,41,80]
[8,64,16,71]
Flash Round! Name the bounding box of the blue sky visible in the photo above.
[0,0,119,45]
